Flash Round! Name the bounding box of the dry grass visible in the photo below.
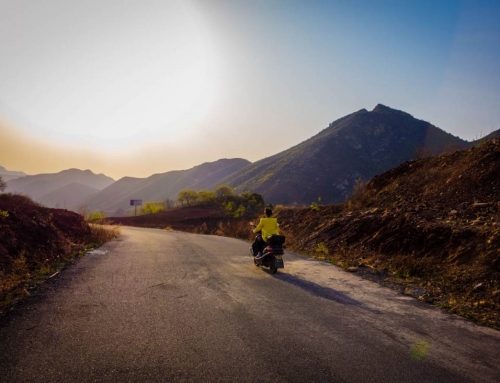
[346,178,369,210]
[88,224,121,246]
[0,224,120,315]
[215,220,253,240]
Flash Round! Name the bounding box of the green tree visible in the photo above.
[177,190,198,206]
[197,190,216,203]
[215,185,234,201]
[141,201,166,214]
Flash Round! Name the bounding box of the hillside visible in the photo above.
[274,139,500,328]
[215,105,474,205]
[37,183,99,210]
[80,158,250,214]
[0,194,94,313]
[6,169,115,207]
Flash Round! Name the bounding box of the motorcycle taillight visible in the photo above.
[266,246,273,251]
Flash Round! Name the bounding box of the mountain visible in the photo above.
[0,166,28,182]
[5,169,115,205]
[37,183,100,210]
[275,139,500,328]
[214,104,477,205]
[79,158,250,214]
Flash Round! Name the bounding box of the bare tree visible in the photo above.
[0,175,6,192]
[165,198,175,210]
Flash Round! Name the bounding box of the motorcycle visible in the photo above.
[249,223,285,274]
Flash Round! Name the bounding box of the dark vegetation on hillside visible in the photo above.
[0,192,117,314]
[275,139,500,329]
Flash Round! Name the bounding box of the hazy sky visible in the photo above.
[1,0,499,179]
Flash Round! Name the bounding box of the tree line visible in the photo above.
[140,184,265,218]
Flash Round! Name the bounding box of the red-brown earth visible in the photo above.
[0,194,93,313]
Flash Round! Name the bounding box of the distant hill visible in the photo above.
[0,166,28,182]
[79,158,250,214]
[37,183,99,210]
[6,169,115,206]
[214,104,480,205]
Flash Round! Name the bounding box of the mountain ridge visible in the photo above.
[213,104,479,205]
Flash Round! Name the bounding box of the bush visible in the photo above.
[87,211,106,223]
[346,178,369,210]
[141,201,166,214]
[88,224,120,246]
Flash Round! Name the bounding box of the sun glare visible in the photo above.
[0,1,217,150]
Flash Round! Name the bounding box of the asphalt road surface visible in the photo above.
[1,226,499,383]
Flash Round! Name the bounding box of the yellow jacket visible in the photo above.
[254,217,280,240]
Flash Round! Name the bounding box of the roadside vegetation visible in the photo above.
[0,189,119,315]
[107,185,265,240]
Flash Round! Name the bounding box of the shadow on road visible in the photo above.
[275,272,381,314]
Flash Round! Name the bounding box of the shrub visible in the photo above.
[310,197,322,211]
[87,224,120,246]
[141,201,166,214]
[87,211,106,223]
[346,178,369,210]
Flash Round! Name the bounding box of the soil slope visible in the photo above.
[109,204,227,233]
[275,140,500,329]
[0,195,91,312]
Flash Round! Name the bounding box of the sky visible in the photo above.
[1,0,499,180]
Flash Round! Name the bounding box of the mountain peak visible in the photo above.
[373,104,395,113]
[372,104,413,118]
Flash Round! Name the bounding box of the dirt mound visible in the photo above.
[0,195,90,274]
[365,139,500,209]
[107,204,254,241]
[275,140,500,329]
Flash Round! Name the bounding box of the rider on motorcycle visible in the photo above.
[252,207,280,258]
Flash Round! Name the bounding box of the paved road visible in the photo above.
[1,227,499,382]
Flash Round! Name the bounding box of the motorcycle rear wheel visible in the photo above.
[269,256,278,274]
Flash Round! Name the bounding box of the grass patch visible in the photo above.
[88,224,120,247]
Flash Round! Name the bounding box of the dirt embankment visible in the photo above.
[0,194,92,312]
[109,204,225,232]
[275,140,500,329]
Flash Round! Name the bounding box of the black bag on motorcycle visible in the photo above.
[267,235,285,246]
